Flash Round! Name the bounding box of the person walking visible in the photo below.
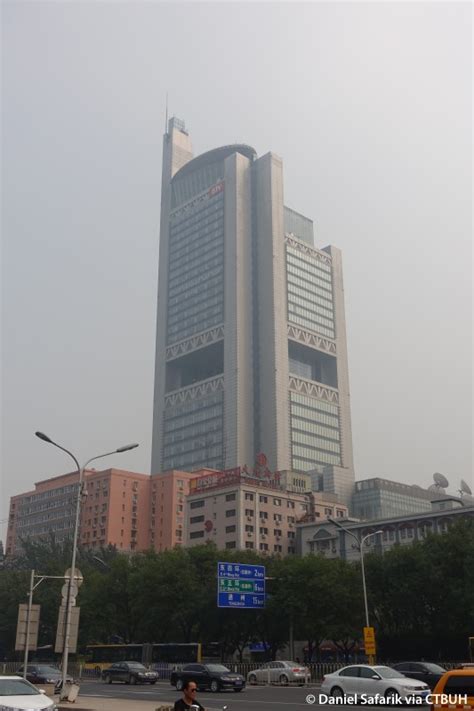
[174,680,205,710]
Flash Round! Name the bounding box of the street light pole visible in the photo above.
[35,432,138,693]
[328,518,382,661]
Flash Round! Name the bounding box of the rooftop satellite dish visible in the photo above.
[428,484,439,493]
[459,479,473,496]
[433,472,449,489]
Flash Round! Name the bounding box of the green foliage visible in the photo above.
[1,520,472,661]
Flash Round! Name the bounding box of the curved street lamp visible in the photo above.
[328,517,382,663]
[35,431,138,693]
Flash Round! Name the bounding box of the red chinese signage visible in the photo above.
[189,461,282,493]
[208,181,224,198]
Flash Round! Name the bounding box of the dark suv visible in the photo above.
[170,663,245,693]
[392,662,446,690]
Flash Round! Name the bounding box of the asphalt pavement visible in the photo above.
[61,679,405,711]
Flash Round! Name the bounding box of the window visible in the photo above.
[245,525,254,532]
[273,498,281,506]
[287,501,295,509]
[245,509,254,517]
[259,511,268,520]
[190,515,204,524]
[340,667,361,677]
[225,493,236,502]
[190,500,204,509]
[225,541,236,549]
[288,531,295,539]
[245,492,254,501]
[274,513,282,522]
[190,531,204,539]
[226,525,236,534]
[274,545,282,553]
[259,495,268,504]
[274,529,282,537]
[225,509,236,518]
[245,541,254,549]
[259,527,268,535]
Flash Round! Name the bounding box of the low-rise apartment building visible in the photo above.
[6,468,200,556]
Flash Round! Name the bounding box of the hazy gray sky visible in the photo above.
[2,1,472,538]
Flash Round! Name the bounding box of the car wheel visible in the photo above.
[248,673,257,685]
[105,675,112,685]
[176,679,184,691]
[234,688,243,692]
[151,681,157,685]
[279,674,289,686]
[331,686,344,697]
[210,679,220,693]
[385,688,399,703]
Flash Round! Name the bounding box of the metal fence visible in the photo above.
[0,660,464,684]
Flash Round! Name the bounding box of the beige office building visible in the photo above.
[152,118,355,504]
[185,466,348,554]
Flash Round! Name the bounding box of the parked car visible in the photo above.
[432,669,474,710]
[320,664,430,703]
[101,661,158,685]
[392,662,446,690]
[16,664,73,687]
[170,663,245,692]
[247,661,310,686]
[0,676,57,710]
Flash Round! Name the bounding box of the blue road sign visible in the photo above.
[217,562,266,609]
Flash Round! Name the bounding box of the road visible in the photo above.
[76,679,405,711]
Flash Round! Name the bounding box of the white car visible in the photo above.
[0,676,58,710]
[247,660,311,686]
[321,664,430,703]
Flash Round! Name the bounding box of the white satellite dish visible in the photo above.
[433,472,450,489]
[459,479,473,497]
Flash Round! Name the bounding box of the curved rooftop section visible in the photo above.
[172,144,257,183]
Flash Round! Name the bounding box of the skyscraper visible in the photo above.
[152,118,355,504]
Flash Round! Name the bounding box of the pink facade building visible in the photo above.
[6,468,200,556]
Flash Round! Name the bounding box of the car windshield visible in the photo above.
[0,679,40,696]
[376,667,407,679]
[126,663,146,670]
[206,665,230,673]
[36,666,60,674]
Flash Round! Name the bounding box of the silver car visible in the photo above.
[247,660,310,686]
[320,664,430,703]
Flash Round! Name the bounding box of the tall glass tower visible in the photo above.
[152,118,355,504]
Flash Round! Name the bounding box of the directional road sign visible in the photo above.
[217,562,265,609]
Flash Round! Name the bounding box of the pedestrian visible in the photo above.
[173,680,205,711]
